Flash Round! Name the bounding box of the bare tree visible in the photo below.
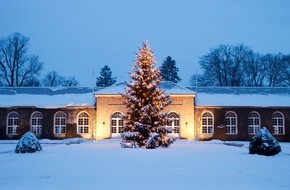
[42,71,79,87]
[199,44,253,86]
[22,77,42,87]
[199,45,227,86]
[244,52,266,87]
[188,74,213,86]
[62,76,79,87]
[0,33,43,87]
[229,44,252,86]
[263,53,285,87]
[42,71,64,87]
[282,54,290,86]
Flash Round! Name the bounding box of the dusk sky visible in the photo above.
[1,0,290,86]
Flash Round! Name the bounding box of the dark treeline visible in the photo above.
[190,44,290,87]
[2,33,289,88]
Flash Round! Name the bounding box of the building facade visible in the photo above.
[0,83,289,141]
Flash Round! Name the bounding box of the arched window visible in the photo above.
[111,112,124,136]
[78,112,90,134]
[225,111,237,134]
[248,112,260,134]
[202,112,214,134]
[54,112,66,134]
[30,112,43,134]
[7,112,19,135]
[167,112,180,134]
[272,112,284,135]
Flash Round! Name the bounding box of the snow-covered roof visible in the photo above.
[94,81,195,96]
[0,87,95,108]
[1,85,289,108]
[188,86,290,107]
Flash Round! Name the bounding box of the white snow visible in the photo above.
[1,139,290,190]
[196,93,290,107]
[0,93,94,108]
[1,84,289,108]
[95,81,195,95]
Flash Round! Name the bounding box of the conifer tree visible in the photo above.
[121,41,175,149]
[96,65,116,88]
[160,56,181,83]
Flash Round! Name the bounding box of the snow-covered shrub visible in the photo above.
[65,138,85,145]
[249,127,281,156]
[15,132,42,153]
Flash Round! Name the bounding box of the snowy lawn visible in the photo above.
[0,139,290,190]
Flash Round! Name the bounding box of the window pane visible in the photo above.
[118,127,124,133]
[61,118,66,125]
[174,127,179,133]
[8,119,13,126]
[61,126,66,133]
[202,118,207,125]
[202,126,207,133]
[84,126,89,133]
[208,119,213,125]
[119,120,124,126]
[84,118,89,125]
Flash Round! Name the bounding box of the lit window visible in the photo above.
[7,112,19,135]
[54,112,66,134]
[248,112,260,134]
[30,112,43,134]
[225,112,237,134]
[77,112,89,134]
[272,112,284,135]
[202,112,214,134]
[167,112,180,134]
[111,112,124,134]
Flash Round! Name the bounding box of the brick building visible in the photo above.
[0,82,289,141]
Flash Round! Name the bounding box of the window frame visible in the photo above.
[77,112,90,134]
[225,111,238,135]
[272,111,285,135]
[7,111,19,135]
[54,111,66,134]
[248,111,260,134]
[201,112,214,134]
[30,111,43,134]
[111,112,124,135]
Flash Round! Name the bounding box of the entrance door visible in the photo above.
[111,112,124,138]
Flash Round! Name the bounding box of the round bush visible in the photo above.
[15,132,42,153]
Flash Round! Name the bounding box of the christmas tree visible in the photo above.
[121,41,176,148]
[96,65,117,88]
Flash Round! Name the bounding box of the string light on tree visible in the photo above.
[121,41,175,149]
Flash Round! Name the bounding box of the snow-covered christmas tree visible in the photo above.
[121,41,176,148]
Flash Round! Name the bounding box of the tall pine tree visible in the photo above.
[160,56,181,83]
[121,41,175,149]
[96,65,117,88]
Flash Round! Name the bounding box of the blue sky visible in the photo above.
[1,0,290,86]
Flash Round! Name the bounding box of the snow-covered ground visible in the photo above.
[0,139,290,190]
